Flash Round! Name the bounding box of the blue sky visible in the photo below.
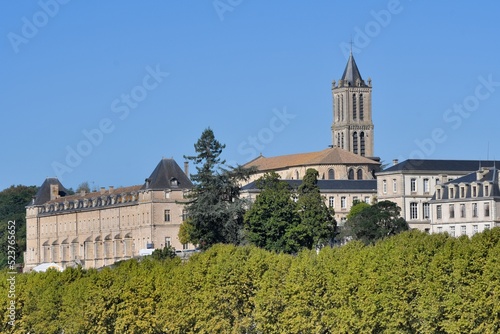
[1,1,500,191]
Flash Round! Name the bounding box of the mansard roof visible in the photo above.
[33,178,69,205]
[340,53,367,87]
[244,147,380,172]
[432,168,500,200]
[242,179,377,192]
[142,158,193,190]
[380,159,500,174]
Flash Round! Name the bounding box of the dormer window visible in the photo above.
[170,177,179,187]
[485,184,489,197]
[437,188,441,199]
[449,187,454,199]
[472,186,477,197]
[460,187,465,198]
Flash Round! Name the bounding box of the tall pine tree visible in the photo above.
[182,128,253,249]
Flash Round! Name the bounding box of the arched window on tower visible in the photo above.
[328,169,335,180]
[360,132,366,156]
[341,94,344,121]
[337,133,340,148]
[336,95,340,122]
[341,133,344,149]
[359,94,364,120]
[352,93,357,120]
[357,169,363,180]
[353,132,358,154]
[348,168,354,180]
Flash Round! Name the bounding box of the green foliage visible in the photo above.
[244,172,300,252]
[295,169,337,249]
[75,181,91,193]
[245,169,337,253]
[0,185,37,268]
[6,229,500,332]
[343,200,409,244]
[183,128,253,249]
[151,245,177,260]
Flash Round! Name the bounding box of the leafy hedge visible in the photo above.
[2,229,500,333]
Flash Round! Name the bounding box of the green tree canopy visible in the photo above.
[244,169,337,253]
[343,200,409,245]
[0,184,37,268]
[182,128,253,249]
[294,168,337,250]
[244,172,300,252]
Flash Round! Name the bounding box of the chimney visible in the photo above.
[184,161,189,176]
[393,159,399,166]
[100,187,106,194]
[80,190,86,197]
[50,184,59,201]
[109,186,114,192]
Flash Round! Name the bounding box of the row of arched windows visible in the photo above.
[326,168,363,180]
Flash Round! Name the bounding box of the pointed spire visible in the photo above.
[340,53,366,87]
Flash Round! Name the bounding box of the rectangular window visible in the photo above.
[460,187,465,198]
[164,209,171,222]
[460,204,466,218]
[473,225,478,235]
[436,205,442,219]
[410,178,417,192]
[472,203,478,218]
[182,243,189,250]
[437,226,443,233]
[450,226,455,237]
[472,186,477,197]
[165,237,171,248]
[449,204,455,219]
[485,185,489,196]
[382,180,387,194]
[329,196,335,208]
[485,224,491,230]
[423,178,429,193]
[437,189,441,199]
[461,225,467,236]
[410,202,418,220]
[484,202,490,217]
[364,196,370,204]
[423,203,430,219]
[341,197,346,209]
[450,187,454,199]
[393,179,397,193]
[182,210,188,221]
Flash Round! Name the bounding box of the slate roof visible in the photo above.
[380,159,500,174]
[242,179,377,192]
[141,158,193,190]
[341,53,367,87]
[244,147,380,172]
[33,178,69,205]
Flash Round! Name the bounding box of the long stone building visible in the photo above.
[24,158,193,272]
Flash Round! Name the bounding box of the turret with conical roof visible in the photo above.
[331,53,374,157]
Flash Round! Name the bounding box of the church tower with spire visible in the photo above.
[331,53,374,157]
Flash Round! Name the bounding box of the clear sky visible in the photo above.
[1,1,500,191]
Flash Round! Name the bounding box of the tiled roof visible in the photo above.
[244,147,379,172]
[242,179,377,192]
[380,159,500,173]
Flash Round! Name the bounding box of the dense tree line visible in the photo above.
[2,229,500,333]
[0,185,37,268]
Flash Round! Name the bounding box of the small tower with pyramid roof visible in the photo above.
[331,52,374,157]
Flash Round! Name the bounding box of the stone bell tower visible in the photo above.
[331,53,374,157]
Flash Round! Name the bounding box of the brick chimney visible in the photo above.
[184,161,189,176]
[50,184,59,201]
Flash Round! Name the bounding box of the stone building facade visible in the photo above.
[24,158,193,272]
